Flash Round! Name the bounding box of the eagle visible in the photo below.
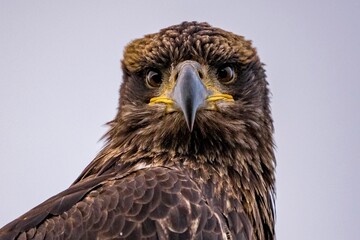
[0,22,275,240]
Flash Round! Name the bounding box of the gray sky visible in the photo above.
[0,1,359,239]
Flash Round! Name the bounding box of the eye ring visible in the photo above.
[145,69,162,88]
[217,65,235,84]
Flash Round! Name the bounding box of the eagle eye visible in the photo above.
[145,70,162,88]
[217,66,235,84]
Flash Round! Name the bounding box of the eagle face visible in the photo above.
[0,22,275,240]
[112,22,272,161]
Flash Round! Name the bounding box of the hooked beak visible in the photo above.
[148,60,234,132]
[171,61,208,131]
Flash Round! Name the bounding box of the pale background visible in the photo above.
[1,1,359,239]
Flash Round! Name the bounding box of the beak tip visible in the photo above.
[188,122,194,132]
[183,113,195,132]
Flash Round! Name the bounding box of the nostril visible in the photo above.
[198,70,203,79]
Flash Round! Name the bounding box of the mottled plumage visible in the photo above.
[0,22,275,240]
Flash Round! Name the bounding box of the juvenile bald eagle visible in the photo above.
[0,22,275,240]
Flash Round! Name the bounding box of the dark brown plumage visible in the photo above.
[0,22,275,240]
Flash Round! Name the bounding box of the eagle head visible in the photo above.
[106,22,273,164]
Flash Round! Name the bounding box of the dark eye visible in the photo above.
[146,70,162,88]
[217,66,235,84]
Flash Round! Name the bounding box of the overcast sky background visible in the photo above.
[1,1,359,239]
